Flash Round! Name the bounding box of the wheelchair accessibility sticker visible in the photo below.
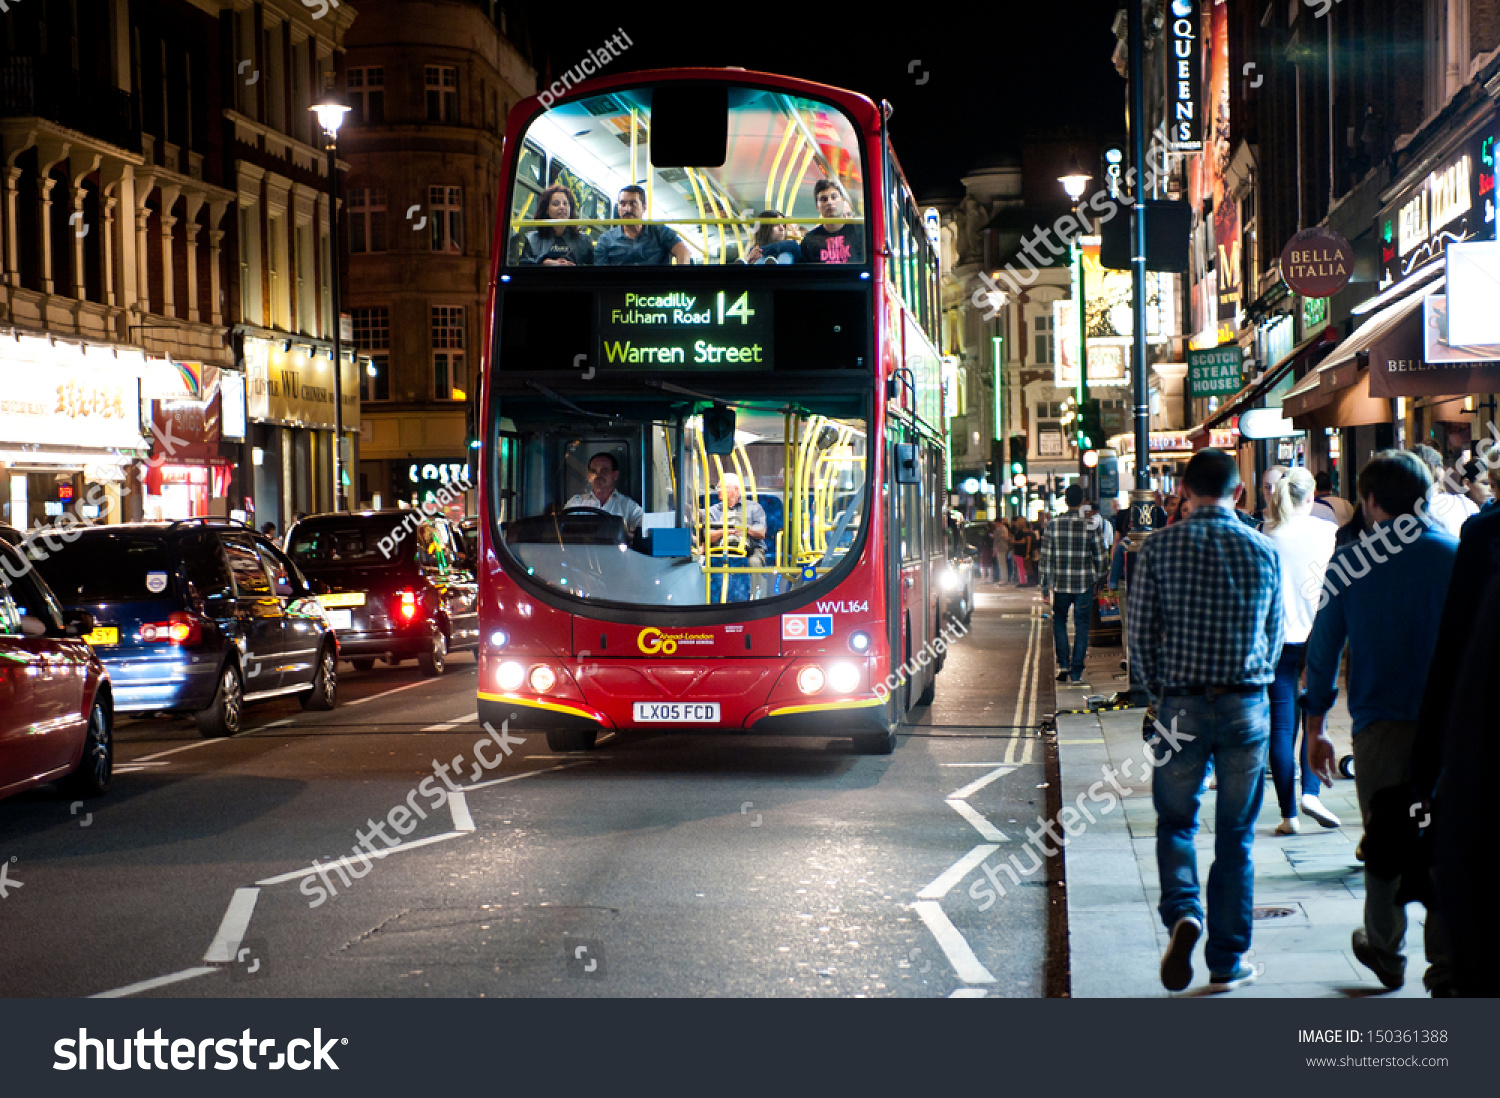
[781,614,834,641]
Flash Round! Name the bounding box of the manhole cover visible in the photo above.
[1252,905,1298,921]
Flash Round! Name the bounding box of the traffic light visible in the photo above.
[1007,433,1028,490]
[465,392,481,451]
[1079,398,1105,450]
[990,438,1005,489]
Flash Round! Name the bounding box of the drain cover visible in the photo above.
[1252,905,1298,921]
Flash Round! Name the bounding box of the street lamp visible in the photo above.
[1059,157,1093,501]
[311,89,351,511]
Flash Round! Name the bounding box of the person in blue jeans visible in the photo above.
[1127,449,1284,992]
[1040,485,1108,683]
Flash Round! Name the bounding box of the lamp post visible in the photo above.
[1059,161,1092,500]
[311,90,351,512]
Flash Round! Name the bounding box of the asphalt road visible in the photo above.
[0,585,1056,998]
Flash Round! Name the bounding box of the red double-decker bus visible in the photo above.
[475,68,953,754]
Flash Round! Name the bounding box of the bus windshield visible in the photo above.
[508,84,867,268]
[493,393,869,607]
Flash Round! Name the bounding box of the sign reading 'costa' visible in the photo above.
[1280,228,1354,299]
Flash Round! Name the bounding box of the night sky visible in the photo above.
[514,1,1125,199]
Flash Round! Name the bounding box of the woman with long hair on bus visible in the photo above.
[518,184,595,266]
[742,211,801,264]
[1265,467,1341,834]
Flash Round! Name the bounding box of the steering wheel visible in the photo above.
[560,507,614,518]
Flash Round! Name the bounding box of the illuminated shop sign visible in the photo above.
[1165,0,1202,151]
[597,290,772,369]
[1379,125,1499,284]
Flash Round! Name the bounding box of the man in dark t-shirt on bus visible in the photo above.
[800,179,864,264]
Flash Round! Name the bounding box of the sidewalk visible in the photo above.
[1054,634,1433,998]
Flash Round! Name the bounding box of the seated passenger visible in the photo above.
[563,452,645,534]
[706,472,767,568]
[594,185,691,266]
[518,184,595,266]
[742,211,800,265]
[800,180,864,264]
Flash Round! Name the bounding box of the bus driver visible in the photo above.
[564,452,645,534]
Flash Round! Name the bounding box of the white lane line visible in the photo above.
[91,966,218,999]
[448,790,475,833]
[949,987,990,998]
[946,798,1008,842]
[949,765,1016,801]
[940,762,1011,767]
[254,831,466,886]
[203,887,260,963]
[132,740,225,763]
[112,762,171,774]
[1010,611,1039,731]
[916,842,1001,901]
[461,762,581,791]
[913,901,996,984]
[421,712,479,732]
[345,679,434,707]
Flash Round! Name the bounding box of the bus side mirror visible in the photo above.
[894,443,920,485]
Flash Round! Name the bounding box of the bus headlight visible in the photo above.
[828,662,860,693]
[848,630,872,654]
[940,568,959,591]
[489,630,509,649]
[529,665,557,693]
[796,666,825,694]
[498,660,525,691]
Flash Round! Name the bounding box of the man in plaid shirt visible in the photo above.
[1040,484,1109,683]
[1128,449,1284,993]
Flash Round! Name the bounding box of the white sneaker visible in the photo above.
[1301,793,1341,828]
[1275,817,1299,835]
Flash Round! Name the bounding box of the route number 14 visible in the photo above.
[717,291,755,326]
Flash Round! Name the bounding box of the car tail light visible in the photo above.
[398,588,419,621]
[140,612,202,645]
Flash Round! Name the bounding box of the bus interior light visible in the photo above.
[498,661,525,691]
[529,665,557,693]
[796,666,825,694]
[828,662,860,694]
[848,630,872,654]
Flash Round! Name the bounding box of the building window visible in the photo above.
[1033,313,1054,365]
[348,187,386,254]
[353,306,390,402]
[425,65,458,123]
[431,305,465,400]
[347,66,384,126]
[429,186,462,253]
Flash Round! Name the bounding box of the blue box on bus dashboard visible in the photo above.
[648,528,691,557]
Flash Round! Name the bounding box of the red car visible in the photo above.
[0,535,113,802]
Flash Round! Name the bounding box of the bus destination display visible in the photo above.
[597,290,773,369]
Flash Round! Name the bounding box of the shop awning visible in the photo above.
[1283,277,1442,419]
[1190,326,1341,439]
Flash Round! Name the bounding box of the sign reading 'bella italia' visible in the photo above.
[1280,227,1354,299]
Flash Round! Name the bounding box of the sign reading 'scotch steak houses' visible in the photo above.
[1280,228,1354,299]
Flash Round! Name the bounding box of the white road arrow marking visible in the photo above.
[913,901,996,984]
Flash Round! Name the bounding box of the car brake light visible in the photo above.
[398,589,419,621]
[140,611,202,645]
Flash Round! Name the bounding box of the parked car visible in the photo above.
[25,518,338,737]
[0,538,113,801]
[284,510,479,676]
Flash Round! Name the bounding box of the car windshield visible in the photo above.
[25,533,176,602]
[507,84,867,267]
[288,516,458,571]
[493,393,869,607]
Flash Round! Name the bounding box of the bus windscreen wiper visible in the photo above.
[525,380,613,420]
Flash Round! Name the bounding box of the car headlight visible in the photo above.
[497,660,525,691]
[828,662,860,693]
[796,665,825,694]
[529,665,557,693]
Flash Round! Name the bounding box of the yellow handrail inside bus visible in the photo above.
[766,125,796,213]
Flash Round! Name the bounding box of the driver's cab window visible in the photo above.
[415,520,455,573]
[256,541,300,599]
